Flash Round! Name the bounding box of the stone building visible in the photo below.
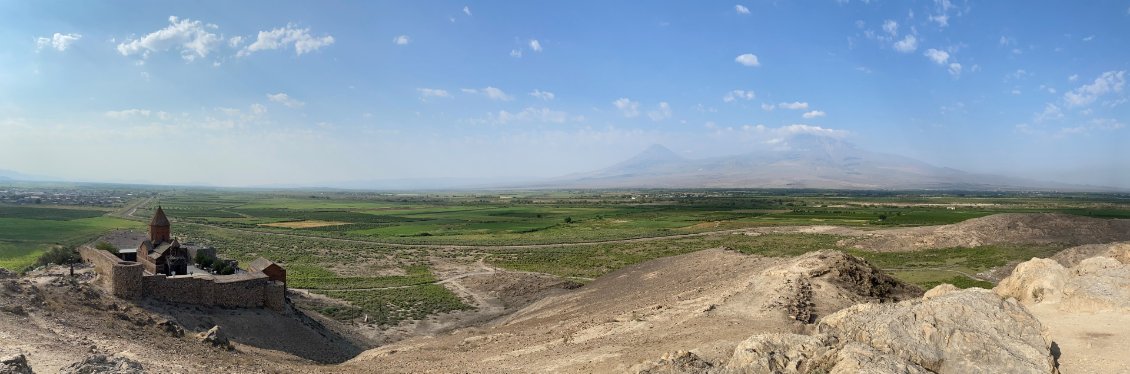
[137,206,190,276]
[80,206,288,311]
[248,258,287,287]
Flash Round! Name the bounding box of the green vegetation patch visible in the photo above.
[848,245,1065,290]
[0,216,142,271]
[0,206,107,221]
[290,265,435,290]
[315,284,472,325]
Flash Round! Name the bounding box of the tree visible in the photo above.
[878,214,888,221]
[95,241,118,254]
[563,217,573,224]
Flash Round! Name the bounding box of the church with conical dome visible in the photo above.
[137,206,190,276]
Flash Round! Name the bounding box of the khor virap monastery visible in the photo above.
[79,207,287,310]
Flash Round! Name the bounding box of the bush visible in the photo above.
[195,252,213,268]
[36,246,81,267]
[95,241,118,254]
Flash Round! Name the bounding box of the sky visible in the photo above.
[1,1,1129,188]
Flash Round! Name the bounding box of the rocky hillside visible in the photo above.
[343,249,922,372]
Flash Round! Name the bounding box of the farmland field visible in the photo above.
[0,204,142,271]
[3,185,1129,327]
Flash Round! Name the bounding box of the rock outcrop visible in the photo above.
[196,326,232,350]
[996,251,1130,312]
[642,286,1058,373]
[0,351,33,374]
[59,354,143,374]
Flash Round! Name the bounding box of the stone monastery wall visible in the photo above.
[141,272,284,310]
[79,245,143,299]
[81,245,283,311]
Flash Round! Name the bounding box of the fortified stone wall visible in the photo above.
[141,273,285,311]
[82,245,285,311]
[79,245,142,299]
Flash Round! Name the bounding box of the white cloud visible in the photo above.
[1083,35,1095,42]
[495,107,571,124]
[529,39,542,52]
[1064,71,1126,107]
[648,102,672,121]
[36,33,82,52]
[238,23,334,57]
[1012,89,1021,95]
[1068,74,1079,82]
[104,109,152,119]
[228,36,243,48]
[613,98,640,118]
[416,88,451,100]
[923,48,949,64]
[266,93,305,108]
[928,0,957,28]
[760,103,776,111]
[1034,103,1063,122]
[882,20,898,36]
[529,89,555,101]
[722,90,755,102]
[998,36,1013,46]
[754,124,849,139]
[510,49,523,58]
[802,110,826,119]
[735,4,750,14]
[735,53,760,67]
[464,86,513,101]
[778,101,810,110]
[893,34,918,53]
[117,16,220,61]
[463,6,472,16]
[947,62,962,77]
[393,35,410,45]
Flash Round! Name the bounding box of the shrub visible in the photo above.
[95,241,118,254]
[36,246,81,267]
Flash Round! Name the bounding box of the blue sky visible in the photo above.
[1,1,1129,187]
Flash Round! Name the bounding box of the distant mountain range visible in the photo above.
[532,135,1108,191]
[1,138,1117,191]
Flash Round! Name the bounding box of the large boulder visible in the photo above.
[996,255,1130,312]
[196,325,232,350]
[819,287,1056,373]
[0,351,33,374]
[59,354,143,374]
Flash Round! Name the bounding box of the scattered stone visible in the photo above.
[196,326,232,350]
[156,319,184,337]
[59,354,143,374]
[0,305,27,317]
[635,351,714,374]
[0,351,33,374]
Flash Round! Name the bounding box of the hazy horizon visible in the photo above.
[2,1,1129,188]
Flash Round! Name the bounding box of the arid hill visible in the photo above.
[342,249,921,373]
[844,213,1130,252]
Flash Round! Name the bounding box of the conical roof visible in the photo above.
[150,206,170,226]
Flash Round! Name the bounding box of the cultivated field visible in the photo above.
[2,185,1129,329]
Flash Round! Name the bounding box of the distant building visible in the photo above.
[137,206,190,276]
[248,257,287,287]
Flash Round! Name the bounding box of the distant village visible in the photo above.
[0,186,139,207]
